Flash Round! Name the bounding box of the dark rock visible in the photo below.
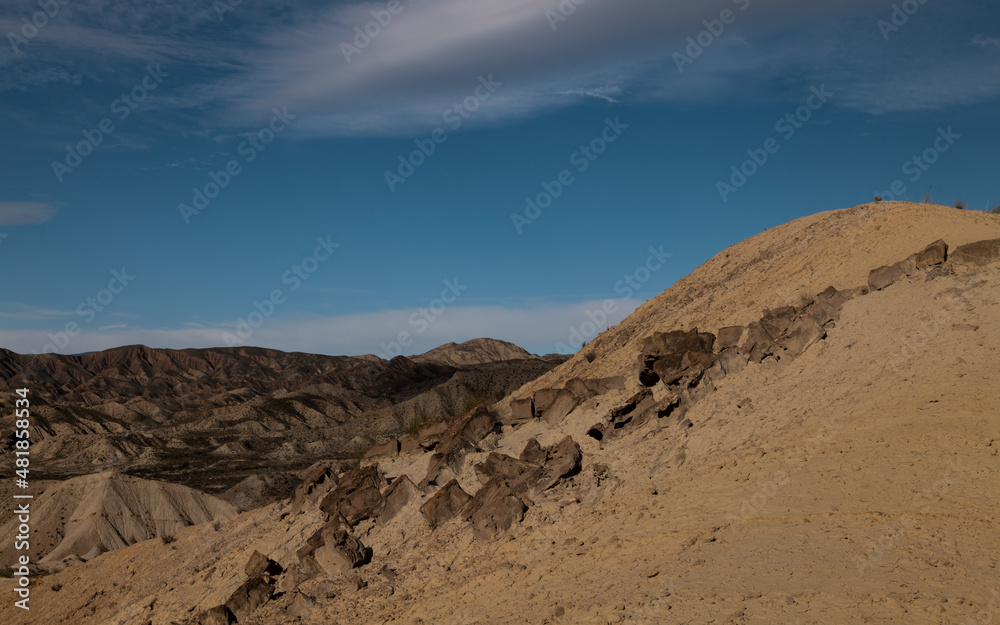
[540,388,580,424]
[563,378,592,399]
[868,263,908,291]
[536,436,582,491]
[377,474,418,526]
[474,452,543,495]
[952,238,1000,267]
[716,347,745,376]
[297,523,369,578]
[638,328,716,387]
[290,464,338,515]
[286,592,317,620]
[716,326,745,350]
[318,464,386,526]
[519,438,547,465]
[780,314,827,359]
[245,551,283,578]
[911,239,948,269]
[508,397,535,425]
[199,606,235,625]
[583,377,625,393]
[225,577,274,623]
[801,286,852,327]
[532,389,560,415]
[421,407,500,487]
[420,479,472,529]
[463,478,527,541]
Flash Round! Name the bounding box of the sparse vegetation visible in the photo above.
[462,389,499,414]
[51,583,63,592]
[954,198,968,210]
[873,195,883,203]
[212,521,222,531]
[989,203,1000,215]
[160,534,176,545]
[584,350,597,363]
[921,189,933,204]
[408,406,430,436]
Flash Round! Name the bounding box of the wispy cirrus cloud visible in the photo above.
[0,202,56,225]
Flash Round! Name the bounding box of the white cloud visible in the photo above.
[0,202,56,225]
[973,35,1000,48]
[0,300,640,357]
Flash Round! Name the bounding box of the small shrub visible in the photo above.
[462,389,499,414]
[954,198,967,210]
[51,583,62,592]
[873,195,883,203]
[584,350,596,363]
[212,521,221,531]
[160,534,176,545]
[921,189,933,204]
[989,203,1000,215]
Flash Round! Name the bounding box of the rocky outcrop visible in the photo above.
[868,239,948,290]
[420,480,472,529]
[297,523,370,579]
[462,478,527,541]
[951,237,1000,267]
[506,377,624,426]
[376,475,418,526]
[461,436,583,540]
[318,464,386,526]
[194,551,284,625]
[421,407,500,487]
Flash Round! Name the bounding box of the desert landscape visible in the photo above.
[2,201,999,624]
[4,1,1000,623]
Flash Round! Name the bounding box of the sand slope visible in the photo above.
[2,202,998,624]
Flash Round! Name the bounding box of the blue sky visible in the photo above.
[1,0,999,357]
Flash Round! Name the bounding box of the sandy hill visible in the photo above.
[509,201,1000,403]
[0,472,237,568]
[2,202,998,625]
[411,338,535,367]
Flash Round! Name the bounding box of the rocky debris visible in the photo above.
[716,326,746,350]
[198,606,233,625]
[539,388,579,423]
[376,475,418,526]
[741,306,826,363]
[536,436,583,491]
[636,328,717,388]
[509,397,535,426]
[952,237,1000,267]
[297,522,370,579]
[421,407,500,487]
[193,551,284,624]
[869,240,949,290]
[868,263,907,291]
[462,478,527,541]
[289,463,339,516]
[506,377,624,426]
[225,576,275,622]
[245,551,283,578]
[461,436,582,540]
[474,452,543,493]
[318,464,386,526]
[421,480,472,529]
[519,438,547,465]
